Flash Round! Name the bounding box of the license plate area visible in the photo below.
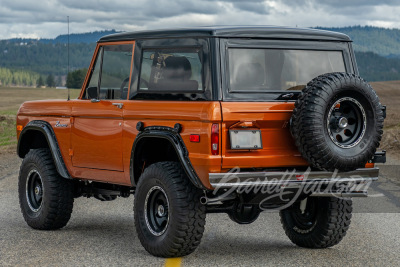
[229,130,262,150]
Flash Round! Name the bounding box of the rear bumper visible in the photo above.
[209,167,379,197]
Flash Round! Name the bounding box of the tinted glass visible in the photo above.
[83,48,102,99]
[139,48,203,92]
[87,49,101,89]
[99,44,133,100]
[228,48,345,92]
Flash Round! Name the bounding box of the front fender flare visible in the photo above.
[18,120,71,179]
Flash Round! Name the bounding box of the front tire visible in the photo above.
[280,197,352,248]
[134,161,206,258]
[18,148,74,230]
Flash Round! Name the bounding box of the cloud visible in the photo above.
[0,0,400,39]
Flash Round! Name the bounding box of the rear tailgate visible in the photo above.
[221,102,308,169]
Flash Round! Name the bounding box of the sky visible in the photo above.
[1,0,400,39]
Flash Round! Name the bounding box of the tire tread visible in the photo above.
[18,148,74,230]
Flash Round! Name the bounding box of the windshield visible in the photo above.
[228,48,346,92]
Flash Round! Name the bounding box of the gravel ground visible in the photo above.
[1,152,399,266]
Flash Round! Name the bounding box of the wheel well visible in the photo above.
[132,137,180,186]
[18,130,49,158]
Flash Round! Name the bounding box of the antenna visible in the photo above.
[67,16,70,101]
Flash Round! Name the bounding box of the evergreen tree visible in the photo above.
[66,68,87,89]
[37,76,44,87]
[46,74,56,87]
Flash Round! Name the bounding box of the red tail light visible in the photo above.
[211,123,219,155]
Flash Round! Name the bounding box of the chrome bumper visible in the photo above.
[209,168,379,193]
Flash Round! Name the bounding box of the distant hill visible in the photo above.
[316,26,400,57]
[0,42,94,76]
[315,26,400,81]
[2,27,400,83]
[356,51,400,81]
[7,30,119,44]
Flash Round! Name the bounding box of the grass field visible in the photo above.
[0,87,80,153]
[0,83,399,158]
[370,81,400,160]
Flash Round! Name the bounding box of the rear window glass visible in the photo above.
[139,48,203,92]
[228,48,345,92]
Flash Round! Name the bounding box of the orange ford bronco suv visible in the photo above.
[16,26,386,257]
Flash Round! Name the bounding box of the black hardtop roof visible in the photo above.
[99,26,351,42]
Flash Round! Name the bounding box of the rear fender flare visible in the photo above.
[130,125,205,189]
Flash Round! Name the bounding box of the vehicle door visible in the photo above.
[71,42,134,172]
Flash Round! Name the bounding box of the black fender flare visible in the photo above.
[130,125,206,189]
[17,120,71,179]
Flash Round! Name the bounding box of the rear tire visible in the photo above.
[280,197,352,248]
[18,148,74,230]
[134,161,206,258]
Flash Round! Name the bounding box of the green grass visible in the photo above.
[0,113,16,147]
[0,109,18,116]
[0,87,80,150]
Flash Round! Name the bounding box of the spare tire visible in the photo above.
[291,72,384,172]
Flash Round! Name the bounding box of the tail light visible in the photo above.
[211,123,219,155]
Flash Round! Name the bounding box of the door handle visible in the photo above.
[112,103,124,109]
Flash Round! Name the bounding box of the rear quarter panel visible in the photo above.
[122,101,222,188]
[221,102,308,170]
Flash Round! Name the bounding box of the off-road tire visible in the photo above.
[134,161,206,258]
[280,197,352,248]
[291,72,384,172]
[18,148,74,230]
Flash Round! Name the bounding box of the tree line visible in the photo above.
[316,26,400,57]
[2,52,400,88]
[0,68,40,87]
[0,41,95,76]
[3,27,400,85]
[356,51,400,81]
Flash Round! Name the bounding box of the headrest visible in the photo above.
[163,56,192,80]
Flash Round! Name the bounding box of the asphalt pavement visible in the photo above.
[1,153,399,266]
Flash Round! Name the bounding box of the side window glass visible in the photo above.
[99,44,133,100]
[84,48,102,99]
[139,48,203,92]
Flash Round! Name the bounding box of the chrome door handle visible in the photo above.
[112,103,124,109]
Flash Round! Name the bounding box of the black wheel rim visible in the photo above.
[144,186,169,236]
[26,169,43,212]
[327,96,366,148]
[292,198,317,231]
